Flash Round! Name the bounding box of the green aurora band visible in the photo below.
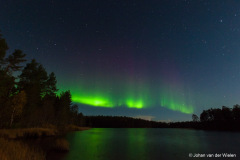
[59,76,194,114]
[69,88,194,114]
[72,96,114,108]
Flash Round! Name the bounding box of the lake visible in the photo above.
[62,128,240,160]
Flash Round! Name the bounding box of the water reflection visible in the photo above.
[65,129,113,159]
[63,128,240,160]
[127,129,148,160]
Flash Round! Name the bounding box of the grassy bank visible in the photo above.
[0,126,90,160]
[0,126,90,139]
[0,138,45,160]
[0,128,58,139]
[63,125,90,132]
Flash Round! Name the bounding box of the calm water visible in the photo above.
[62,128,240,160]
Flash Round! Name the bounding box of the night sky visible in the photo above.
[1,0,240,121]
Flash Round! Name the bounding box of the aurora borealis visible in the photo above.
[69,82,194,114]
[1,0,240,121]
[71,94,193,114]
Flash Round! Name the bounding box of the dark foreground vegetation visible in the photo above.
[0,32,85,129]
[0,31,87,159]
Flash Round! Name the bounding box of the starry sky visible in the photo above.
[1,0,240,121]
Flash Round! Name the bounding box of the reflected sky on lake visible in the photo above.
[64,128,240,160]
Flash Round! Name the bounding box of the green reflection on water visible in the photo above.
[64,128,113,160]
[63,128,207,160]
[127,129,148,160]
[64,128,148,160]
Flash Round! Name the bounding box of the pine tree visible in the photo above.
[18,59,48,126]
[0,31,26,128]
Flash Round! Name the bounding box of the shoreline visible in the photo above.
[0,126,90,160]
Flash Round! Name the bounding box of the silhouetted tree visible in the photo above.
[76,112,85,126]
[221,106,232,121]
[5,49,26,73]
[200,110,211,122]
[211,108,223,121]
[9,91,27,127]
[40,94,56,125]
[0,70,14,104]
[0,31,26,128]
[18,59,49,126]
[70,104,78,124]
[45,72,58,96]
[192,114,199,122]
[56,91,72,126]
[233,104,240,120]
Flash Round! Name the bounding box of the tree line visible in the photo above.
[169,105,240,131]
[0,31,84,128]
[199,105,240,122]
[85,115,168,128]
[84,105,240,129]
